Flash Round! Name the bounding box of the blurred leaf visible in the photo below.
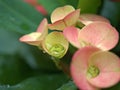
[38,0,62,14]
[0,54,32,85]
[100,0,120,27]
[38,0,79,14]
[0,0,44,34]
[0,0,58,71]
[57,81,77,90]
[26,46,59,71]
[100,0,120,54]
[103,82,120,90]
[0,29,22,54]
[0,74,68,90]
[77,0,101,13]
[60,0,79,8]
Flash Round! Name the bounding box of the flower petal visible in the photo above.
[78,22,119,50]
[79,14,110,25]
[51,5,75,23]
[64,9,80,26]
[63,27,80,48]
[48,20,66,31]
[37,18,48,33]
[19,18,48,46]
[42,31,69,58]
[88,51,120,88]
[19,32,41,46]
[71,46,100,90]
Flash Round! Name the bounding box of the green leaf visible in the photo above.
[0,0,57,71]
[77,0,101,13]
[0,54,32,85]
[100,0,120,27]
[60,0,79,8]
[103,82,120,90]
[38,0,63,14]
[0,0,44,34]
[38,0,79,14]
[0,74,68,90]
[57,81,77,90]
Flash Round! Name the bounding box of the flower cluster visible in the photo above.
[19,5,120,90]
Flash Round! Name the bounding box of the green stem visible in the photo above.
[51,56,70,77]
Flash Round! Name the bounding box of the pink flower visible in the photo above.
[63,21,119,51]
[48,5,80,30]
[70,46,120,90]
[19,18,48,47]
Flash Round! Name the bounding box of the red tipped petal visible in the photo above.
[19,32,41,46]
[37,18,48,32]
[48,20,66,30]
[64,9,80,26]
[88,51,120,88]
[79,22,119,50]
[51,5,75,23]
[63,27,80,48]
[79,14,110,25]
[71,46,100,90]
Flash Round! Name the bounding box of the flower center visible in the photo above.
[49,44,65,58]
[87,65,100,78]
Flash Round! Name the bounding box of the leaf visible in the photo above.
[57,81,77,90]
[77,0,101,13]
[63,0,79,8]
[0,0,57,71]
[38,0,62,14]
[103,82,120,90]
[0,54,32,85]
[0,0,44,34]
[0,74,68,90]
[100,0,120,27]
[38,0,79,14]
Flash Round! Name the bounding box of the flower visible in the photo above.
[19,18,48,47]
[63,21,119,51]
[48,5,80,30]
[42,31,69,58]
[70,46,120,90]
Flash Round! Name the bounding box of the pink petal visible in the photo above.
[51,5,75,23]
[19,32,41,46]
[87,51,120,88]
[63,27,81,48]
[79,14,110,25]
[36,18,48,40]
[36,18,48,32]
[49,9,80,31]
[71,46,100,90]
[78,22,119,50]
[48,20,66,31]
[64,9,80,26]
